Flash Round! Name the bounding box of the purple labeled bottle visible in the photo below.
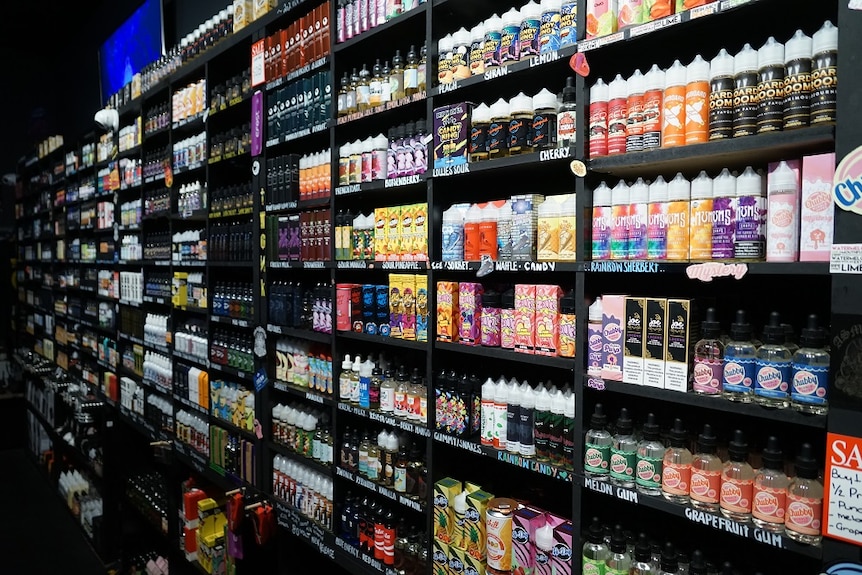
[692,308,724,396]
[481,290,502,347]
[711,168,737,260]
[734,166,766,260]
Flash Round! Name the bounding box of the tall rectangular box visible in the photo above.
[434,102,473,170]
[514,284,536,354]
[623,297,646,385]
[510,194,546,261]
[534,285,562,356]
[800,152,835,261]
[643,298,667,389]
[665,298,699,392]
[436,281,460,343]
[601,294,626,381]
[458,282,483,346]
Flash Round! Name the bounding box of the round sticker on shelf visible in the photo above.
[252,160,260,176]
[834,146,862,215]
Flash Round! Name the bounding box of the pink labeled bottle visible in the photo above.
[752,436,789,532]
[690,424,722,512]
[785,443,823,545]
[589,78,610,158]
[610,181,630,260]
[607,74,629,156]
[766,160,800,262]
[692,307,723,396]
[628,177,649,260]
[720,429,755,522]
[662,418,693,504]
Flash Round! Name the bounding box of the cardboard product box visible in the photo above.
[388,205,402,261]
[375,207,389,261]
[449,543,467,575]
[550,521,573,575]
[362,284,377,335]
[335,284,354,332]
[510,194,546,261]
[514,284,537,354]
[436,281,460,343]
[623,297,646,385]
[400,274,417,341]
[434,102,474,170]
[416,274,429,342]
[465,488,494,560]
[665,298,699,392]
[512,507,545,575]
[601,294,626,381]
[534,285,563,356]
[800,152,835,261]
[643,298,667,389]
[388,276,404,338]
[458,282,484,345]
[376,284,390,336]
[433,538,451,575]
[434,477,463,544]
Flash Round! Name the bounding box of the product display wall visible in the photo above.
[13,0,862,574]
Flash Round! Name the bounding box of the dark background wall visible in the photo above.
[0,0,218,177]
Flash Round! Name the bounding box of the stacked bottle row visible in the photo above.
[172,80,208,124]
[117,157,142,190]
[272,455,334,530]
[212,282,255,321]
[171,229,207,262]
[333,203,428,262]
[143,148,169,182]
[144,188,171,217]
[266,209,331,262]
[209,123,251,159]
[210,329,254,373]
[119,198,142,227]
[268,281,333,335]
[144,103,170,135]
[209,222,253,262]
[173,364,210,411]
[340,427,427,500]
[336,0,425,44]
[336,120,428,185]
[119,271,144,303]
[266,70,332,140]
[172,133,208,170]
[437,0,577,85]
[143,313,170,348]
[210,380,255,432]
[584,407,824,545]
[176,409,210,454]
[338,356,428,422]
[171,272,207,310]
[177,181,207,215]
[209,68,252,110]
[273,338,334,396]
[142,351,172,389]
[272,403,334,465]
[120,235,143,262]
[585,0,714,38]
[336,275,428,341]
[336,46,426,118]
[209,182,253,214]
[262,2,331,83]
[588,22,838,158]
[144,272,172,300]
[174,321,209,360]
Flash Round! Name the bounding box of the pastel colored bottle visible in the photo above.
[450,28,472,81]
[469,22,486,76]
[734,166,766,260]
[647,176,669,260]
[635,413,665,496]
[626,69,645,153]
[592,181,613,260]
[587,297,604,378]
[519,0,542,60]
[661,60,687,148]
[539,0,562,53]
[785,443,823,545]
[766,160,800,262]
[791,314,829,415]
[584,403,612,480]
[709,48,735,141]
[754,311,792,409]
[610,181,630,260]
[732,43,760,138]
[692,307,723,396]
[483,13,503,69]
[783,29,813,130]
[662,418,693,504]
[559,0,577,47]
[607,74,629,155]
[589,78,610,158]
[688,171,714,261]
[722,310,757,403]
[665,173,690,261]
[628,177,649,260]
[642,64,665,150]
[710,168,736,260]
[500,7,522,65]
[810,21,838,125]
[752,436,789,532]
[610,408,637,488]
[719,429,755,522]
[689,424,722,512]
[684,54,710,144]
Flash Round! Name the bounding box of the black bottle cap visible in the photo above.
[794,443,819,479]
[688,550,707,575]
[660,542,678,572]
[416,119,426,134]
[615,408,633,435]
[800,314,826,348]
[482,290,501,309]
[609,525,627,554]
[502,288,515,309]
[411,367,421,384]
[586,517,604,544]
[561,77,576,103]
[728,429,749,462]
[561,290,576,314]
[761,436,784,471]
[697,424,717,453]
[633,533,652,563]
[762,312,784,345]
[668,418,688,448]
[721,561,735,575]
[405,121,416,136]
[642,413,660,441]
[701,307,721,338]
[590,404,608,429]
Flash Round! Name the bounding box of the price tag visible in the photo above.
[825,433,862,545]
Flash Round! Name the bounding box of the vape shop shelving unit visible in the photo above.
[15,0,862,572]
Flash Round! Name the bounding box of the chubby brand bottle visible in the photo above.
[610,408,637,488]
[722,310,757,402]
[719,429,755,522]
[584,403,612,480]
[752,436,789,532]
[785,443,823,545]
[791,314,829,414]
[754,311,792,408]
[635,413,664,496]
[690,424,721,512]
[662,418,692,504]
[582,517,610,575]
[692,307,723,396]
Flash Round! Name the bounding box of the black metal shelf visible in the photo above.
[337,401,430,438]
[272,380,335,407]
[430,260,577,274]
[434,341,576,370]
[333,465,425,514]
[432,146,577,179]
[334,3,427,53]
[337,330,428,351]
[335,92,427,128]
[580,260,830,276]
[266,324,332,344]
[210,314,253,328]
[172,349,210,370]
[208,362,254,383]
[334,174,427,197]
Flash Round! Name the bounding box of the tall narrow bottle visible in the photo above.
[533,384,551,462]
[754,311,792,408]
[722,310,757,402]
[635,413,664,495]
[584,404,612,481]
[720,430,755,522]
[610,408,637,489]
[656,542,681,575]
[493,375,509,450]
[752,436,789,532]
[690,424,722,512]
[662,418,692,504]
[791,314,830,414]
[506,378,522,454]
[785,443,824,545]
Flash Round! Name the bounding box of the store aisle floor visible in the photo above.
[0,449,107,575]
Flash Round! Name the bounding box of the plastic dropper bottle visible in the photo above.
[339,354,353,400]
[689,171,714,261]
[587,297,604,377]
[483,14,503,69]
[811,21,838,125]
[754,311,792,408]
[582,517,610,574]
[708,48,735,140]
[643,64,666,150]
[732,43,760,138]
[349,355,362,404]
[662,418,693,504]
[791,314,830,414]
[722,310,757,402]
[720,429,755,522]
[591,182,612,261]
[636,413,665,495]
[557,77,577,148]
[688,550,707,575]
[532,88,558,150]
[785,443,824,544]
[690,424,722,512]
[607,74,629,156]
[756,36,786,134]
[610,408,637,488]
[584,404,612,480]
[752,436,789,532]
[588,78,609,158]
[508,92,535,155]
[605,525,632,575]
[449,31,470,82]
[657,542,682,575]
[692,307,724,396]
[631,533,656,575]
[662,60,687,148]
[647,175,669,260]
[500,7,522,65]
[784,29,813,129]
[710,168,737,260]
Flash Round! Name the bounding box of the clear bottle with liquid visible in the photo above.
[690,424,722,512]
[692,307,724,396]
[752,436,789,532]
[404,45,420,96]
[656,542,682,575]
[356,64,371,112]
[754,311,792,408]
[791,314,830,415]
[610,408,637,489]
[723,310,757,402]
[350,355,362,404]
[339,354,353,400]
[785,443,823,545]
[719,429,755,522]
[582,517,610,575]
[630,533,657,575]
[662,418,693,504]
[584,404,612,481]
[390,49,405,101]
[605,525,632,575]
[636,413,665,496]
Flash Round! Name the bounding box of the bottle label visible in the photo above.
[720,474,753,514]
[785,493,822,536]
[626,93,644,153]
[665,200,690,261]
[558,110,576,147]
[734,195,766,259]
[607,568,628,575]
[501,309,516,349]
[733,71,759,138]
[584,441,610,475]
[757,65,785,133]
[404,67,419,89]
[519,18,541,59]
[560,3,577,47]
[755,359,791,399]
[711,196,736,260]
[610,204,630,260]
[690,469,721,503]
[607,97,628,156]
[588,101,609,158]
[722,355,755,394]
[610,447,636,482]
[689,198,714,261]
[647,201,668,260]
[488,121,509,154]
[500,23,521,64]
[752,485,787,524]
[539,10,561,53]
[592,206,612,260]
[642,89,663,149]
[483,31,503,68]
[636,455,663,489]
[685,80,709,144]
[661,84,686,147]
[692,357,723,394]
[811,53,837,125]
[587,323,603,377]
[791,364,829,405]
[582,558,606,575]
[394,466,407,492]
[662,461,691,496]
[709,75,735,140]
[470,125,488,155]
[509,117,531,151]
[532,112,557,148]
[783,58,811,129]
[470,40,485,75]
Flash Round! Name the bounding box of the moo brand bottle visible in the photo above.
[722,310,757,402]
[752,436,789,532]
[610,408,637,488]
[785,443,823,545]
[585,404,612,480]
[605,525,632,575]
[692,307,723,396]
[791,314,830,414]
[690,424,722,512]
[582,517,610,575]
[754,311,792,408]
[635,413,664,495]
[720,430,755,522]
[662,418,693,504]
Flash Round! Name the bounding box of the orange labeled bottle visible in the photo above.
[690,424,721,512]
[662,59,687,148]
[684,54,710,144]
[720,430,755,522]
[752,436,789,532]
[662,418,693,504]
[665,173,690,261]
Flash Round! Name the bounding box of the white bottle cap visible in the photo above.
[758,37,785,69]
[342,353,352,369]
[541,0,563,11]
[589,296,603,321]
[485,14,502,34]
[691,171,713,200]
[535,523,554,552]
[490,97,511,118]
[665,60,687,88]
[609,74,628,100]
[590,78,609,103]
[709,48,734,80]
[649,175,668,202]
[471,102,491,123]
[509,92,533,114]
[438,34,454,53]
[374,133,389,150]
[612,180,630,205]
[627,69,645,96]
[785,29,813,63]
[734,43,758,75]
[645,64,666,91]
[521,0,542,20]
[768,161,799,193]
[532,88,558,111]
[668,172,691,201]
[503,7,521,24]
[630,177,649,203]
[452,27,471,47]
[736,166,763,197]
[813,20,838,55]
[362,136,374,152]
[592,181,612,206]
[713,168,737,198]
[470,22,486,42]
[687,54,710,83]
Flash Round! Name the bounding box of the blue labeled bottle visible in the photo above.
[722,310,757,403]
[791,314,829,415]
[754,311,791,408]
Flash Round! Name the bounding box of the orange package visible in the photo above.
[645,0,674,20]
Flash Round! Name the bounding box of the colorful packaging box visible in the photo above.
[374,206,388,261]
[434,102,473,170]
[512,507,546,575]
[534,285,563,356]
[463,552,486,575]
[433,538,451,575]
[618,0,645,29]
[434,477,463,544]
[416,275,429,342]
[388,205,402,261]
[800,152,835,261]
[362,284,377,335]
[665,298,699,392]
[643,297,667,388]
[336,284,353,332]
[601,294,626,381]
[465,488,494,560]
[414,203,429,261]
[586,0,618,39]
[458,282,483,345]
[401,274,417,341]
[511,195,546,261]
[623,297,646,385]
[376,284,390,336]
[400,204,415,261]
[437,281,460,343]
[551,521,573,575]
[389,275,404,339]
[449,544,466,575]
[514,284,537,354]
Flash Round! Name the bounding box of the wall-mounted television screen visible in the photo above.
[99,0,164,103]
